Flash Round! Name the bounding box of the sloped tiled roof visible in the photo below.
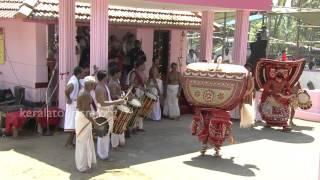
[0,0,23,18]
[0,0,203,29]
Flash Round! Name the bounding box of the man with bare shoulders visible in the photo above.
[95,70,124,160]
[75,76,99,173]
[163,63,181,120]
[129,57,147,132]
[108,64,126,149]
[147,56,163,121]
[64,66,83,148]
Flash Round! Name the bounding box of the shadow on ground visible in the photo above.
[242,121,315,144]
[184,155,259,177]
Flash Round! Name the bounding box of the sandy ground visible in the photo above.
[0,115,319,180]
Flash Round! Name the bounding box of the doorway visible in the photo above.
[153,30,170,78]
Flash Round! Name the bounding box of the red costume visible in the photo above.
[282,52,287,61]
[259,77,291,128]
[255,59,306,131]
[183,63,252,156]
[191,108,232,156]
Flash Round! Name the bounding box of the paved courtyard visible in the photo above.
[0,115,319,180]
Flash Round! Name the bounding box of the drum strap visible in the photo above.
[91,99,97,111]
[134,70,144,87]
[90,95,97,112]
[76,122,90,138]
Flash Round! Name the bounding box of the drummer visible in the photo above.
[75,76,99,173]
[108,63,126,149]
[95,70,124,160]
[128,56,147,133]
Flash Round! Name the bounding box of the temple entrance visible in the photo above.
[153,30,170,78]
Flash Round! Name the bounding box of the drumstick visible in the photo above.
[122,86,134,101]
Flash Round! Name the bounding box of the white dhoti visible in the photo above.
[75,111,96,172]
[163,85,180,118]
[111,133,125,148]
[64,102,77,132]
[149,79,162,121]
[64,75,80,131]
[135,88,145,129]
[150,100,161,121]
[96,106,114,160]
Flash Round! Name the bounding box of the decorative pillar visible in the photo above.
[170,30,187,73]
[136,28,154,77]
[58,0,76,109]
[90,0,109,73]
[232,10,250,65]
[199,11,214,62]
[230,10,250,120]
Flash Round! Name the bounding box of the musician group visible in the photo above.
[63,55,182,173]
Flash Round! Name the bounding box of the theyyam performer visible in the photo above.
[255,59,310,132]
[183,62,254,156]
[64,66,83,148]
[75,76,98,173]
[95,70,124,160]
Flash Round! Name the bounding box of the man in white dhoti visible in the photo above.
[129,58,147,132]
[217,48,233,64]
[64,66,83,148]
[147,57,163,121]
[95,70,124,160]
[75,76,99,173]
[108,64,126,149]
[163,63,181,120]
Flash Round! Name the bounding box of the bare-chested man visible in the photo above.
[129,57,147,132]
[75,76,99,173]
[147,57,163,121]
[95,70,124,160]
[163,63,181,120]
[108,65,126,149]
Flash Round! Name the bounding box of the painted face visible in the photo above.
[283,69,289,79]
[275,72,284,81]
[269,68,276,78]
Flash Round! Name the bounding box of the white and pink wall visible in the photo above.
[0,20,187,103]
[295,71,320,122]
[0,20,48,102]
